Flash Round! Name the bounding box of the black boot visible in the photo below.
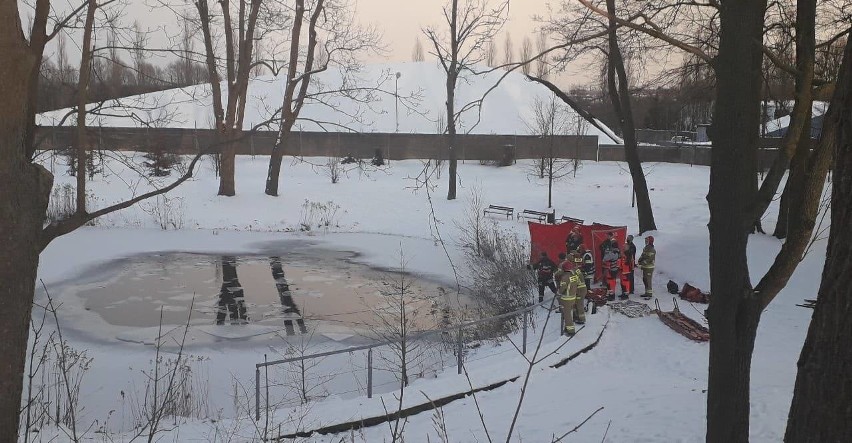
[619,293,629,300]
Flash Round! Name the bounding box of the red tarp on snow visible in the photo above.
[528,221,627,282]
[528,221,574,264]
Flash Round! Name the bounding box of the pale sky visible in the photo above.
[38,0,596,87]
[354,0,592,86]
[356,0,548,61]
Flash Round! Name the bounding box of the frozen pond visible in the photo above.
[57,245,461,345]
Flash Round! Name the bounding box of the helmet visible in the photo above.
[646,235,654,245]
[627,235,634,241]
[561,261,574,271]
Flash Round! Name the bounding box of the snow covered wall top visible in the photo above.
[37,61,620,144]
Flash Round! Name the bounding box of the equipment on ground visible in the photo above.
[654,298,710,342]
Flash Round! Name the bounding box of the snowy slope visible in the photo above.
[36,61,621,143]
[30,153,827,442]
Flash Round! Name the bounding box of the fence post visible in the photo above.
[367,348,373,398]
[522,309,528,355]
[457,327,464,374]
[255,366,260,421]
[264,354,269,425]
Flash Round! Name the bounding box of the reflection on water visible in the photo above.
[216,257,248,325]
[270,256,307,335]
[73,251,454,336]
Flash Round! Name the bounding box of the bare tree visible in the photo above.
[525,94,573,208]
[0,3,207,440]
[784,34,852,442]
[412,36,425,62]
[603,0,656,233]
[535,31,548,78]
[503,31,513,68]
[195,0,264,196]
[567,0,840,439]
[264,0,381,196]
[423,0,510,200]
[485,38,497,67]
[132,21,147,87]
[570,111,589,177]
[520,36,533,75]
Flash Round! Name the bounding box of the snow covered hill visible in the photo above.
[37,61,621,144]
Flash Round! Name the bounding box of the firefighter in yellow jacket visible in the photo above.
[638,236,656,299]
[554,254,582,335]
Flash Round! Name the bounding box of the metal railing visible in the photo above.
[254,298,552,421]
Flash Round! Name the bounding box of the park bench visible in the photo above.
[517,209,550,223]
[560,216,584,224]
[483,205,514,219]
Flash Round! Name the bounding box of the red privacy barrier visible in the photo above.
[527,221,574,264]
[528,221,627,282]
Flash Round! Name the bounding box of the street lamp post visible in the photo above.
[395,72,401,133]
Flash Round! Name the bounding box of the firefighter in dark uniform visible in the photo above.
[532,251,558,302]
[565,226,583,254]
[625,235,637,295]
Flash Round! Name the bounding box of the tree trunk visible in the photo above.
[0,11,53,438]
[706,1,767,442]
[605,0,656,234]
[446,73,458,201]
[0,164,50,443]
[218,133,238,196]
[750,0,816,230]
[445,0,458,201]
[774,109,814,239]
[547,155,554,208]
[265,130,289,196]
[773,173,792,238]
[784,34,852,443]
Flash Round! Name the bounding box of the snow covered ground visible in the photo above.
[28,151,827,442]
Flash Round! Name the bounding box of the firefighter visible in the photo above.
[553,252,570,292]
[603,248,621,301]
[532,251,557,302]
[625,235,637,295]
[618,244,633,299]
[572,252,587,323]
[579,244,595,289]
[555,259,581,335]
[565,226,583,254]
[638,236,656,299]
[599,232,618,277]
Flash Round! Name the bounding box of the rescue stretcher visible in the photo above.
[654,297,710,342]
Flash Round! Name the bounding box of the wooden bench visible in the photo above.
[483,205,514,219]
[517,209,550,223]
[559,216,584,224]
